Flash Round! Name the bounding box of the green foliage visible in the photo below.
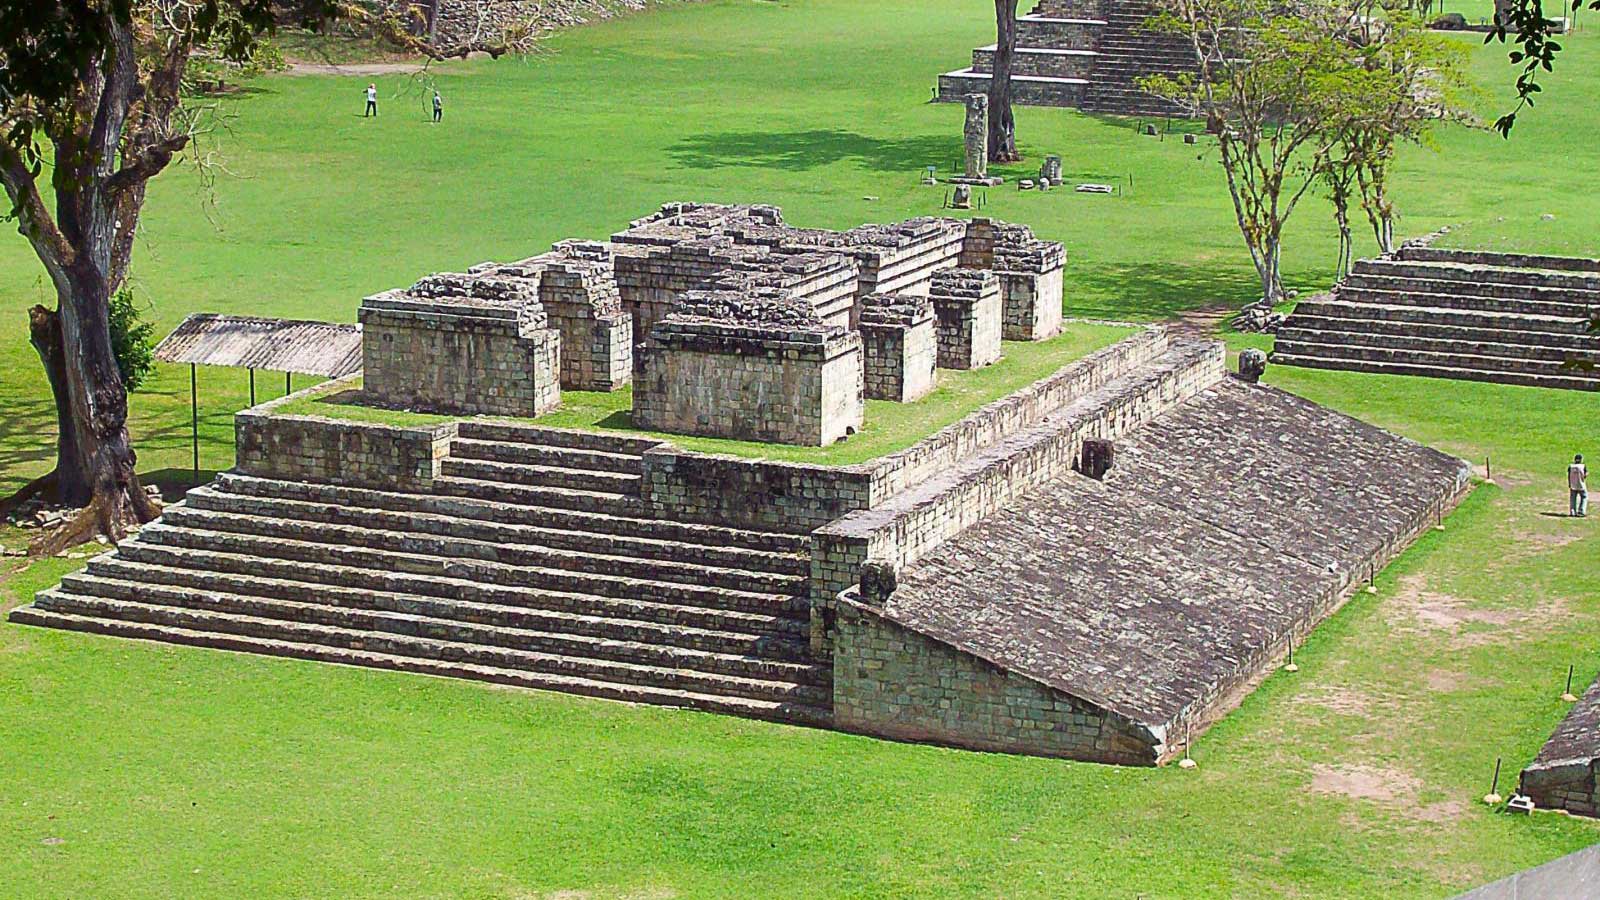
[107,287,156,392]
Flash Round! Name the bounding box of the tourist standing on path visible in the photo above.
[1570,453,1588,517]
[364,83,378,117]
[432,90,443,123]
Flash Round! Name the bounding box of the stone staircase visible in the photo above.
[937,0,1195,117]
[1273,249,1600,390]
[11,422,831,725]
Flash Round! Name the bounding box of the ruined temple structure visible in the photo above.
[1274,245,1600,391]
[937,0,1197,117]
[364,203,1068,446]
[10,203,1472,766]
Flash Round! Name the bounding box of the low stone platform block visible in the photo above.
[633,309,865,447]
[859,293,938,403]
[930,268,1003,370]
[1520,677,1600,818]
[359,274,562,418]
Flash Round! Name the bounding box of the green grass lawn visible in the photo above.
[274,322,1131,465]
[2,1,1599,896]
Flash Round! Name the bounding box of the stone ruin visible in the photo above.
[359,203,1069,444]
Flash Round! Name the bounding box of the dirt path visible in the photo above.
[280,61,431,77]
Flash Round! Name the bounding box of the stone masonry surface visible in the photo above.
[1521,676,1600,817]
[840,376,1471,763]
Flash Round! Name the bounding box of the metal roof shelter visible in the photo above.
[154,314,363,482]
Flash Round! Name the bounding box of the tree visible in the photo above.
[1487,0,1587,134]
[0,2,537,553]
[1143,0,1354,301]
[988,0,1022,163]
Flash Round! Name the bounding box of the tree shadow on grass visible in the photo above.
[670,129,956,173]
[1067,260,1263,321]
[0,397,59,494]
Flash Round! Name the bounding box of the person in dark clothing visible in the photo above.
[432,90,443,123]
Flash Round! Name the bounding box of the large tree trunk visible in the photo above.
[11,268,161,555]
[989,0,1022,164]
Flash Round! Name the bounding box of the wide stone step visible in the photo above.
[10,604,833,724]
[216,473,807,555]
[1269,350,1600,391]
[185,486,808,577]
[1274,326,1600,364]
[87,554,808,638]
[1271,340,1600,386]
[155,506,804,595]
[1291,299,1587,334]
[1277,314,1600,351]
[1353,258,1600,292]
[449,437,644,475]
[439,457,640,495]
[1341,274,1600,309]
[31,590,828,704]
[51,576,819,681]
[1398,246,1600,274]
[432,474,639,515]
[123,528,805,615]
[455,420,664,455]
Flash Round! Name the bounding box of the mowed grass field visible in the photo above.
[2,1,1598,896]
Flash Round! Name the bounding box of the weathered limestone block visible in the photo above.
[358,274,561,418]
[1238,348,1268,383]
[633,292,865,446]
[930,268,1003,369]
[963,93,988,180]
[859,293,938,403]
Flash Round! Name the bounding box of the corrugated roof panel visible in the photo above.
[153,314,363,378]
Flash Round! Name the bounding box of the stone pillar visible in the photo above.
[963,93,989,180]
[1077,438,1116,480]
[929,269,1003,370]
[1041,155,1063,186]
[859,293,938,403]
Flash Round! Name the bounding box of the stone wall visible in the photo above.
[235,378,457,492]
[860,294,938,403]
[930,269,1003,369]
[833,597,1160,764]
[810,338,1226,651]
[633,308,865,446]
[641,448,874,534]
[359,277,562,418]
[1520,678,1600,818]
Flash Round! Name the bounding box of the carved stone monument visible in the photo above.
[951,93,1003,186]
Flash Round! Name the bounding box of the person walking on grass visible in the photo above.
[1570,453,1588,517]
[432,90,444,123]
[364,83,378,118]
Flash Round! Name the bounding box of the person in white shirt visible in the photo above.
[364,83,378,118]
[1569,453,1588,517]
[432,90,443,123]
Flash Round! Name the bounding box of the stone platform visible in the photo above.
[1520,676,1600,817]
[1274,245,1600,391]
[832,373,1471,764]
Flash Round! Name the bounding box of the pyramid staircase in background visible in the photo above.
[1273,247,1600,390]
[937,0,1193,117]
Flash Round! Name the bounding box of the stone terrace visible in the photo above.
[1520,677,1600,818]
[834,377,1471,764]
[1274,245,1600,391]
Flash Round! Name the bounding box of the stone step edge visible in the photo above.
[1295,299,1585,326]
[185,487,809,576]
[51,577,819,679]
[215,473,808,555]
[7,606,834,726]
[1269,353,1600,389]
[114,540,807,619]
[91,550,810,627]
[1273,328,1599,358]
[448,437,646,470]
[940,68,1091,86]
[130,524,803,608]
[438,456,642,487]
[148,510,805,594]
[1270,339,1599,372]
[32,590,829,702]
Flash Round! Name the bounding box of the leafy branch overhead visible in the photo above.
[1488,0,1596,134]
